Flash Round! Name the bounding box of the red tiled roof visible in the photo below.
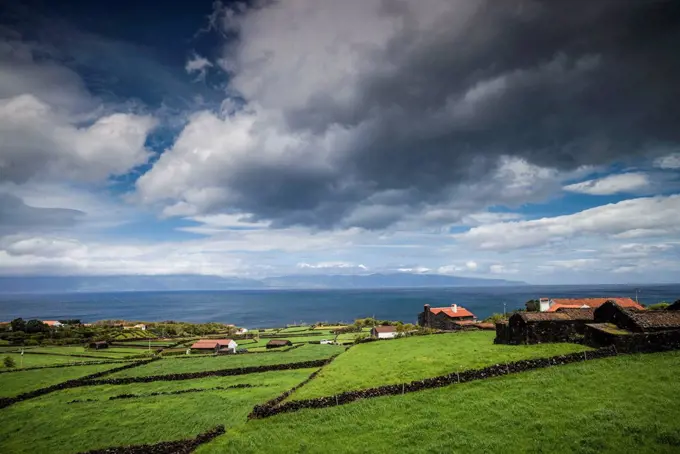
[452,320,477,326]
[547,298,644,312]
[191,339,233,349]
[42,320,61,326]
[429,305,475,319]
[373,325,397,333]
[473,322,495,330]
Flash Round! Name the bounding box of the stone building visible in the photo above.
[418,304,476,330]
[495,308,594,344]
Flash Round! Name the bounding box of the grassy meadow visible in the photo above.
[0,368,318,454]
[0,353,114,368]
[202,351,680,454]
[0,362,134,397]
[290,331,592,400]
[108,343,345,378]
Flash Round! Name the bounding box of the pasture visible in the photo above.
[203,351,680,453]
[290,331,592,400]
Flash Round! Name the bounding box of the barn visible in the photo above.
[190,339,238,354]
[266,339,293,349]
[502,309,594,344]
[88,341,109,350]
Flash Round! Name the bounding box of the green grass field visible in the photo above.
[108,344,345,378]
[0,362,134,398]
[25,346,152,359]
[290,331,592,400]
[0,368,317,454]
[201,351,680,453]
[0,353,112,368]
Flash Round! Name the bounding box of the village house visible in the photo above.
[418,304,476,330]
[266,339,292,349]
[538,297,644,312]
[371,325,397,339]
[496,308,595,344]
[123,323,147,331]
[236,327,249,335]
[190,339,238,354]
[42,320,63,328]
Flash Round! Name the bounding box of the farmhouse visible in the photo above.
[88,341,109,350]
[496,308,594,344]
[585,301,680,352]
[418,304,476,330]
[42,320,63,328]
[538,297,643,312]
[236,328,249,335]
[371,325,397,339]
[190,339,238,354]
[266,339,293,349]
[123,323,147,330]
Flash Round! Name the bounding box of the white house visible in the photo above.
[371,325,397,339]
[236,327,249,335]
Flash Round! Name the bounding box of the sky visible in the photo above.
[0,0,679,285]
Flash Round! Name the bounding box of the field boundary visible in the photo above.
[78,424,225,454]
[67,383,259,404]
[0,358,136,374]
[0,358,160,409]
[248,347,618,418]
[82,356,339,386]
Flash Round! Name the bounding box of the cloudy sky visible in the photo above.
[1,0,679,284]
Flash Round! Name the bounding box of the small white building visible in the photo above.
[371,325,397,339]
[320,339,333,344]
[236,327,249,335]
[190,338,238,354]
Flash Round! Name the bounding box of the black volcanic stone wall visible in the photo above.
[0,359,136,374]
[78,425,225,454]
[82,357,337,386]
[248,347,618,419]
[0,358,160,409]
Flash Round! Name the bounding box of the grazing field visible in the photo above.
[203,351,680,453]
[0,353,109,368]
[108,344,345,378]
[26,346,152,359]
[0,368,317,454]
[0,362,134,397]
[290,331,592,400]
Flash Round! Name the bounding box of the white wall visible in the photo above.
[377,331,396,339]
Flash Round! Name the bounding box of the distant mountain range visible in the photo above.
[0,273,526,293]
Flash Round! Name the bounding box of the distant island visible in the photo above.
[0,273,527,293]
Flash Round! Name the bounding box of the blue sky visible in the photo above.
[1,0,680,284]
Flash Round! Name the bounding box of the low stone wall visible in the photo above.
[82,357,337,386]
[0,358,159,409]
[249,347,617,419]
[78,425,225,454]
[68,384,257,404]
[586,326,680,353]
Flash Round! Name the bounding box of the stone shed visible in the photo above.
[502,309,594,344]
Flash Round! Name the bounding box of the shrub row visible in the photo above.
[67,384,257,404]
[82,357,338,386]
[11,350,121,359]
[0,358,160,409]
[248,347,617,419]
[0,358,135,374]
[78,425,226,454]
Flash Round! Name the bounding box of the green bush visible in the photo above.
[3,355,16,368]
[647,303,670,310]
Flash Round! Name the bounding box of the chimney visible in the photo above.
[424,304,431,327]
[452,304,458,313]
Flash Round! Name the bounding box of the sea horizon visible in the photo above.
[1,284,678,328]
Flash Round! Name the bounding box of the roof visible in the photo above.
[473,322,495,330]
[42,320,61,326]
[452,320,477,326]
[515,312,573,322]
[191,339,234,349]
[267,339,292,345]
[373,325,397,333]
[429,305,475,319]
[554,308,595,320]
[627,311,680,330]
[546,298,644,312]
[667,300,680,311]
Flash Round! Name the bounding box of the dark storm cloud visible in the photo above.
[143,0,680,229]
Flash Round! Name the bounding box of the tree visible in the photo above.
[25,319,48,334]
[647,302,670,310]
[484,313,507,324]
[525,300,540,312]
[10,318,26,332]
[3,356,16,368]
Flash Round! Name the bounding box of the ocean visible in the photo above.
[0,284,678,328]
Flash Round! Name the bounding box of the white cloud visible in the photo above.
[563,172,650,195]
[185,53,213,80]
[298,262,367,271]
[654,153,680,170]
[489,264,518,274]
[455,195,680,250]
